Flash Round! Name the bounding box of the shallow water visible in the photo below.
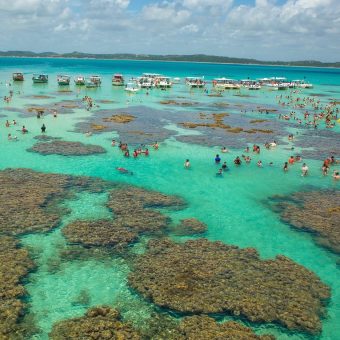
[0,57,339,339]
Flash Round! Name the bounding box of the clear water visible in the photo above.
[0,57,339,339]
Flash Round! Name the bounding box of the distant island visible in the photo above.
[1,51,339,68]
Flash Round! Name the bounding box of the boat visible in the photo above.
[12,72,24,81]
[155,76,172,89]
[74,76,86,86]
[185,77,205,88]
[213,78,240,90]
[137,76,154,89]
[293,80,313,89]
[57,75,70,86]
[240,80,261,90]
[172,77,181,84]
[32,74,48,84]
[125,82,140,93]
[89,75,101,86]
[112,74,125,86]
[85,80,98,88]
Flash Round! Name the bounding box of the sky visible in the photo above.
[0,0,339,61]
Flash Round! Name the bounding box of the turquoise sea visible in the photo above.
[0,57,339,339]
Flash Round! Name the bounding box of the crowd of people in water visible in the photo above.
[1,86,339,181]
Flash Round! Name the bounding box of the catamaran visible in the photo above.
[212,78,240,90]
[185,77,205,88]
[32,74,48,84]
[125,82,139,93]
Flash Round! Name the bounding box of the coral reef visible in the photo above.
[63,187,186,249]
[0,168,114,235]
[142,313,274,340]
[173,218,207,235]
[103,113,136,124]
[0,236,35,339]
[271,190,340,255]
[49,306,141,340]
[160,100,199,106]
[27,140,107,156]
[129,239,330,334]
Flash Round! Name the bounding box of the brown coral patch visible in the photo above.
[0,236,35,338]
[271,190,340,255]
[27,141,107,156]
[160,100,199,106]
[173,218,207,236]
[49,306,141,339]
[62,187,186,249]
[129,239,330,334]
[103,113,136,124]
[250,119,269,124]
[0,169,114,236]
[91,123,108,131]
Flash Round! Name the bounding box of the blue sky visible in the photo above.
[0,0,339,61]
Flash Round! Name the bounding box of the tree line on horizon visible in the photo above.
[0,51,339,68]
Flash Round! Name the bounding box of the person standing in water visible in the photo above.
[301,163,309,176]
[41,124,46,133]
[184,159,190,169]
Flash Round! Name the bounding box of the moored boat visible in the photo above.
[155,76,172,89]
[57,75,70,86]
[213,78,240,90]
[186,77,205,88]
[32,74,48,84]
[112,74,125,86]
[74,76,86,86]
[89,75,101,86]
[125,82,139,93]
[12,72,24,81]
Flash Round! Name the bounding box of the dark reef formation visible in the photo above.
[50,306,274,340]
[0,236,35,339]
[63,186,186,249]
[49,306,141,339]
[129,239,330,334]
[27,140,107,156]
[0,168,114,236]
[173,218,207,235]
[271,190,340,255]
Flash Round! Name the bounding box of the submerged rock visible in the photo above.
[173,218,207,235]
[0,236,35,339]
[27,140,107,156]
[271,190,340,255]
[129,239,330,334]
[63,187,186,249]
[0,168,114,236]
[49,306,141,340]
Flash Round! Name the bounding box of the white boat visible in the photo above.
[186,77,205,88]
[293,80,313,89]
[172,77,181,84]
[89,75,101,86]
[155,76,172,88]
[74,76,86,86]
[213,78,240,90]
[125,82,139,93]
[57,75,70,86]
[248,84,261,90]
[137,76,154,89]
[85,80,98,88]
[112,74,124,86]
[240,80,261,90]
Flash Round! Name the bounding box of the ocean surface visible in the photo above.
[0,57,339,339]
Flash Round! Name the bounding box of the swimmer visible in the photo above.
[144,148,149,156]
[301,163,309,176]
[85,131,93,137]
[153,141,159,150]
[257,160,263,167]
[41,124,46,133]
[111,139,116,146]
[216,168,223,176]
[22,125,28,134]
[116,167,133,175]
[288,156,295,165]
[221,147,228,153]
[215,154,221,164]
[5,120,10,127]
[283,162,288,172]
[184,159,190,169]
[333,171,340,180]
[222,161,228,171]
[234,156,242,165]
